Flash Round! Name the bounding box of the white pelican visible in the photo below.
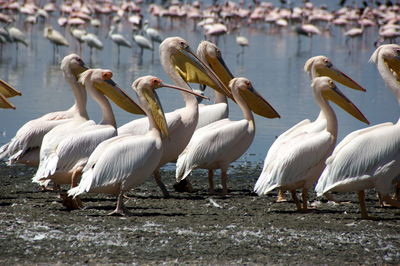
[0,54,87,166]
[0,79,21,109]
[254,77,369,211]
[32,68,143,208]
[315,44,400,219]
[176,77,280,195]
[67,76,207,215]
[118,37,231,197]
[260,55,366,202]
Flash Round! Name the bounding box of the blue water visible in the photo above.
[0,2,398,167]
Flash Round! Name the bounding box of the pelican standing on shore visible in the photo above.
[68,76,207,215]
[315,44,400,219]
[254,77,369,211]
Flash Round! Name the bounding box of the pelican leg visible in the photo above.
[357,190,370,219]
[395,182,400,201]
[381,195,400,208]
[291,190,302,211]
[154,170,170,198]
[302,188,309,211]
[221,170,228,196]
[61,167,84,210]
[208,169,215,194]
[173,178,194,193]
[108,191,130,216]
[276,189,287,202]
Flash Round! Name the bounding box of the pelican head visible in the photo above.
[133,75,209,138]
[229,77,280,119]
[197,41,234,89]
[312,77,369,124]
[304,55,365,91]
[160,37,232,99]
[61,53,86,78]
[79,68,144,115]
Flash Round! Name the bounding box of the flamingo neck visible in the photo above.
[87,84,116,127]
[316,93,338,139]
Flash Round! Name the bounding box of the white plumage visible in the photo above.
[315,44,400,219]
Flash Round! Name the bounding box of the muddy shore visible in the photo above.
[0,162,399,265]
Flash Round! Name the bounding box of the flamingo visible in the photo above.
[254,77,369,211]
[0,54,87,167]
[315,44,400,219]
[44,26,69,58]
[67,76,207,215]
[82,33,103,60]
[107,25,132,61]
[176,77,280,195]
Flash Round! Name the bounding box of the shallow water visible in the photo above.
[0,2,399,167]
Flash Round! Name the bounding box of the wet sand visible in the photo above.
[1,162,399,265]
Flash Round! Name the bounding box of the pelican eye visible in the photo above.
[102,72,112,80]
[151,78,161,86]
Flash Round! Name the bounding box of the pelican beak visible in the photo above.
[143,90,169,138]
[93,72,145,115]
[205,52,234,89]
[0,93,16,109]
[159,82,210,100]
[171,46,233,99]
[317,64,365,91]
[71,61,88,79]
[0,80,21,98]
[385,56,400,79]
[239,85,280,119]
[325,85,369,124]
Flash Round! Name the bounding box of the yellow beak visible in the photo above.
[143,90,169,138]
[316,65,365,92]
[385,56,400,79]
[205,52,234,89]
[94,79,145,115]
[171,47,233,99]
[0,93,16,109]
[0,79,21,98]
[239,86,280,119]
[324,85,369,124]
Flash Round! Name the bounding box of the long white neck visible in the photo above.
[309,65,326,121]
[233,89,254,129]
[87,83,116,127]
[64,67,89,119]
[160,50,198,109]
[315,93,338,139]
[376,56,400,106]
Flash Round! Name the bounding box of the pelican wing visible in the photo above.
[316,123,400,195]
[176,119,249,181]
[71,134,159,195]
[53,124,117,172]
[196,103,228,129]
[255,130,333,195]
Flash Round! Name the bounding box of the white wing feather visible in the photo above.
[255,130,333,195]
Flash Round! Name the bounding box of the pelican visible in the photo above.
[254,77,369,211]
[0,79,21,109]
[315,44,400,219]
[32,68,143,208]
[67,76,207,215]
[176,78,280,195]
[118,37,231,197]
[0,54,86,166]
[259,55,366,202]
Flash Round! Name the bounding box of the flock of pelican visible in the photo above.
[1,37,400,219]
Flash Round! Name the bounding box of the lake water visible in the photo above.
[0,1,399,168]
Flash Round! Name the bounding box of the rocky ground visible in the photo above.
[0,162,399,265]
